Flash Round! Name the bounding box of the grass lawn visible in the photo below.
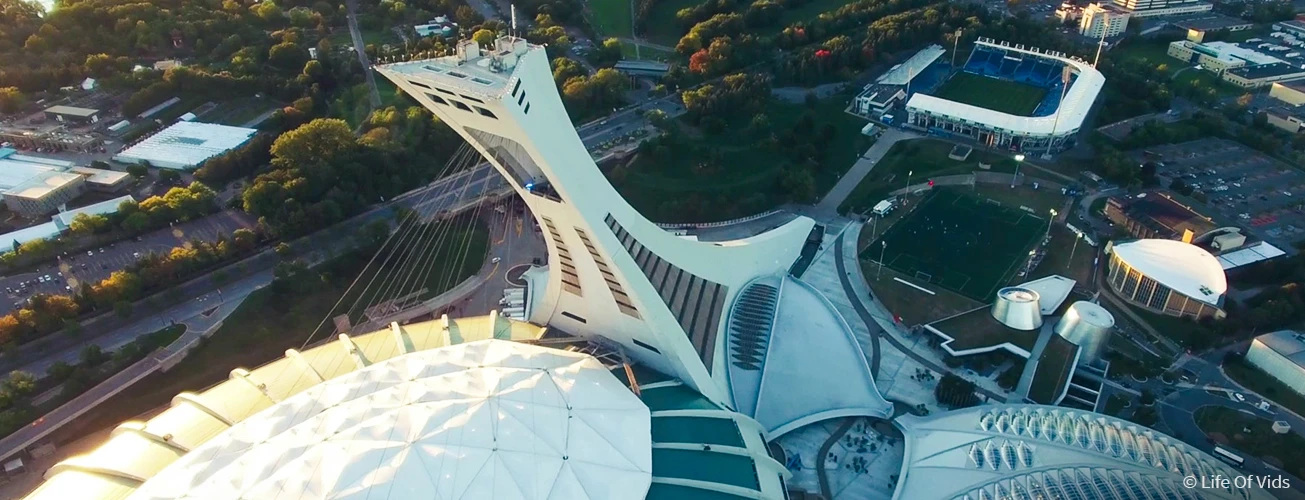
[614,96,867,222]
[1028,335,1079,404]
[620,41,678,62]
[864,189,1045,301]
[929,307,1038,353]
[933,72,1048,116]
[199,96,281,127]
[589,0,634,38]
[45,223,487,445]
[1174,69,1246,97]
[767,0,862,34]
[640,0,706,46]
[839,138,1018,215]
[1223,356,1305,419]
[969,183,1067,216]
[1028,225,1097,284]
[861,259,982,326]
[1109,41,1178,67]
[1195,405,1305,477]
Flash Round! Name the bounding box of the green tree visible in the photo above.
[158,169,181,184]
[473,28,496,47]
[16,238,49,256]
[126,164,149,178]
[0,87,24,114]
[79,344,108,366]
[274,242,292,257]
[231,228,258,252]
[46,361,75,382]
[69,213,110,234]
[935,373,980,409]
[270,118,356,169]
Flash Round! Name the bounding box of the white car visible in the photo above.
[87,250,93,256]
[37,276,45,283]
[491,257,502,264]
[1235,393,1246,402]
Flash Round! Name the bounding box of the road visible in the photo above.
[0,211,256,315]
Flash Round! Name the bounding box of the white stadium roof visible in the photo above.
[906,40,1105,138]
[53,195,135,228]
[127,339,653,500]
[113,122,256,170]
[725,275,892,439]
[1111,239,1226,306]
[893,405,1273,500]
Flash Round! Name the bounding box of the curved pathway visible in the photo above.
[815,418,858,500]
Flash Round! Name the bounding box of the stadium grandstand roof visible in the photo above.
[1217,241,1286,270]
[112,122,256,170]
[25,315,791,500]
[1109,239,1226,306]
[893,405,1273,500]
[725,274,891,439]
[1109,191,1216,239]
[905,39,1104,137]
[878,44,946,85]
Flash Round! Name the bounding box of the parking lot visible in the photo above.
[0,210,256,315]
[1144,138,1305,247]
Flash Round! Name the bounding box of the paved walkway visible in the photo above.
[1014,326,1055,399]
[815,128,920,215]
[816,418,858,500]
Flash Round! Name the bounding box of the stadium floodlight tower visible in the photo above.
[376,37,816,404]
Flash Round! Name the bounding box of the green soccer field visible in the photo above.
[932,72,1049,116]
[864,189,1045,301]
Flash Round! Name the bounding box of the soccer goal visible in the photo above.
[914,271,933,283]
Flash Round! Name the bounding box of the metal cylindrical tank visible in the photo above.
[1054,301,1115,366]
[991,287,1043,331]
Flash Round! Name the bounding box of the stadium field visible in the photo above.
[864,189,1045,301]
[932,72,1048,116]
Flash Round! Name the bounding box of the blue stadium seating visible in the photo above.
[957,46,1078,116]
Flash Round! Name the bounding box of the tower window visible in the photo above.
[632,339,660,354]
[511,78,523,97]
[476,107,497,119]
[561,311,588,323]
[460,94,485,104]
[425,93,449,105]
[409,80,432,90]
[435,87,457,96]
[517,91,527,106]
[524,103,531,115]
[452,100,473,112]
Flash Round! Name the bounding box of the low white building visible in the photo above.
[113,121,257,170]
[1246,330,1305,396]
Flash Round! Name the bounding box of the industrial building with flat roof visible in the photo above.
[1109,0,1212,17]
[0,148,87,216]
[112,121,257,170]
[1245,330,1305,397]
[1168,39,1305,88]
[1105,239,1227,319]
[1104,191,1216,241]
[1270,79,1305,105]
[42,105,101,124]
[1173,13,1254,42]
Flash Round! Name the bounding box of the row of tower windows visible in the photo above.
[421,90,498,119]
[575,227,640,319]
[541,216,582,297]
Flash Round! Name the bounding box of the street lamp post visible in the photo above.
[878,240,887,280]
[1067,232,1083,267]
[906,170,913,196]
[1047,208,1058,240]
[1011,154,1025,188]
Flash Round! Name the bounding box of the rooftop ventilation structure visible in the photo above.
[1054,301,1115,366]
[992,287,1043,331]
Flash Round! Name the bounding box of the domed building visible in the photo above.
[1105,239,1227,320]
